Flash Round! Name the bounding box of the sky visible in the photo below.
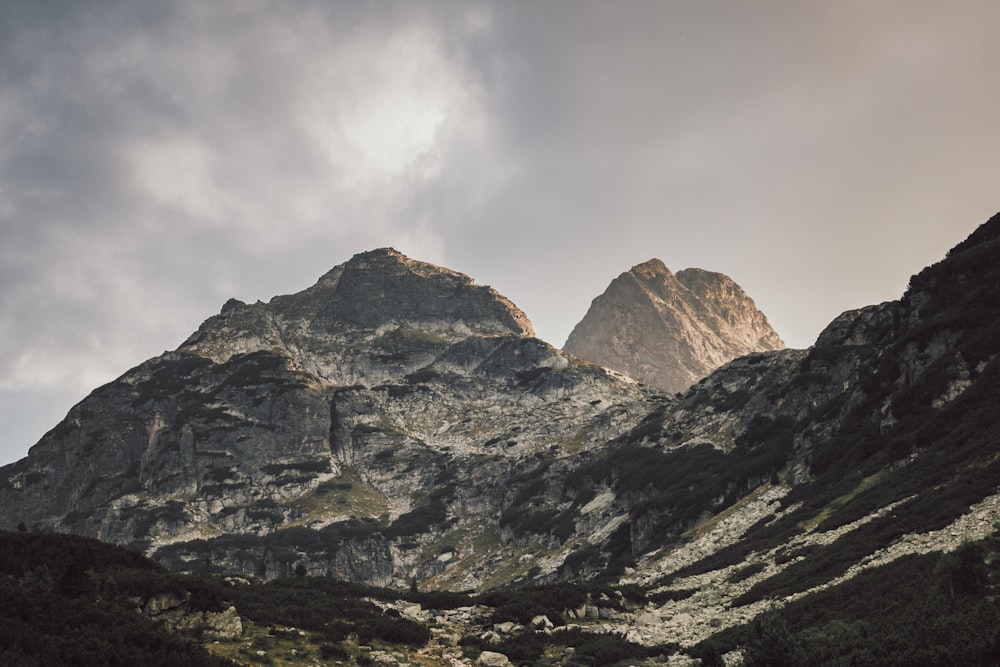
[2,0,999,466]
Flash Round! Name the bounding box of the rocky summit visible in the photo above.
[3,214,1000,665]
[564,260,784,393]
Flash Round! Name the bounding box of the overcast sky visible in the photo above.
[2,1,998,466]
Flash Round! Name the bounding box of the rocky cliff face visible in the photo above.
[563,260,784,393]
[2,212,1000,659]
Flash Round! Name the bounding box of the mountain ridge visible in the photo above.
[3,212,1000,663]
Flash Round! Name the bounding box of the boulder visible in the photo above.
[477,651,512,667]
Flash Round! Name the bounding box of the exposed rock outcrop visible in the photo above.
[564,260,784,393]
[135,591,242,639]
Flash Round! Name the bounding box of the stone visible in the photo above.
[494,621,519,635]
[479,630,501,644]
[530,614,554,629]
[203,606,243,639]
[477,651,512,667]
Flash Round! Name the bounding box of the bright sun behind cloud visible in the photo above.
[303,26,470,187]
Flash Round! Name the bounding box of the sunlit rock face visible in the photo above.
[563,259,784,393]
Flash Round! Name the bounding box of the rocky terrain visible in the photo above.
[3,213,1000,664]
[0,247,659,588]
[564,260,784,393]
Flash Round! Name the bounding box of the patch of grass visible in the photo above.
[797,472,885,532]
[685,483,775,541]
[228,577,430,646]
[702,533,1000,666]
[384,482,456,538]
[283,468,388,526]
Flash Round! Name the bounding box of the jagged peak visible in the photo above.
[565,256,785,392]
[324,248,534,336]
[630,258,672,276]
[367,246,404,257]
[617,258,683,301]
[318,247,474,286]
[182,248,536,366]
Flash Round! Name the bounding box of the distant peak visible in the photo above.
[565,255,784,392]
[623,259,677,294]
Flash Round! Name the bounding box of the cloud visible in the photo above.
[0,0,497,462]
[1,0,999,464]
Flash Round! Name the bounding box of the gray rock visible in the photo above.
[531,614,554,629]
[479,630,502,644]
[137,592,242,639]
[477,651,512,667]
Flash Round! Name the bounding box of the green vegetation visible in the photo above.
[665,216,1000,592]
[384,484,455,538]
[0,529,676,667]
[479,584,587,625]
[0,531,231,666]
[555,411,797,579]
[228,577,430,646]
[0,530,466,666]
[284,467,389,524]
[700,531,1000,666]
[461,627,677,666]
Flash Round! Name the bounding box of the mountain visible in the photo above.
[563,260,784,393]
[0,247,657,588]
[3,214,1000,665]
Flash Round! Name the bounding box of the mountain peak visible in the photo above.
[345,246,414,267]
[368,246,404,256]
[565,260,784,392]
[182,248,535,378]
[315,247,534,334]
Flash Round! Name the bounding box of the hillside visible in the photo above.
[6,526,996,666]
